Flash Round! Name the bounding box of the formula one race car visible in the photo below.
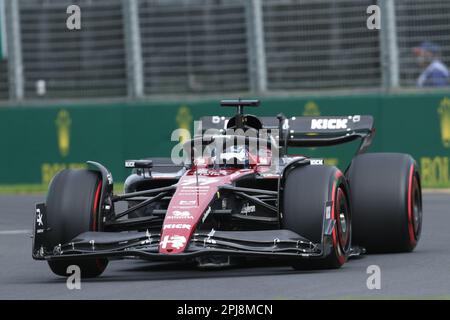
[32,100,423,277]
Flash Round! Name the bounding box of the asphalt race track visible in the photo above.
[0,193,449,300]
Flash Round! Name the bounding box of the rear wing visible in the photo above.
[282,115,374,147]
[197,114,375,154]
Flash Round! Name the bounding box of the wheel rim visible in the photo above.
[336,187,351,253]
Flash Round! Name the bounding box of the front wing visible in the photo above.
[33,203,364,262]
[33,229,334,262]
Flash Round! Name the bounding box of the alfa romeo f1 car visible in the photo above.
[32,100,423,277]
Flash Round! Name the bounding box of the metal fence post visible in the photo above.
[246,0,267,93]
[379,0,400,89]
[5,0,24,101]
[123,0,144,98]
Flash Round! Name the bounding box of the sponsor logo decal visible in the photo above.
[325,203,332,219]
[311,118,348,130]
[36,209,43,227]
[420,156,449,187]
[160,235,187,250]
[35,206,46,234]
[167,210,194,220]
[56,109,71,157]
[240,204,256,215]
[179,200,196,206]
[163,224,191,230]
[176,105,193,144]
[310,159,324,165]
[180,177,220,186]
[438,97,450,148]
[303,101,321,116]
[125,161,135,168]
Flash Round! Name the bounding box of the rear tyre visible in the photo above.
[282,165,351,269]
[346,153,422,253]
[45,169,108,278]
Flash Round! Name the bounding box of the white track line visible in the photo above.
[0,229,31,235]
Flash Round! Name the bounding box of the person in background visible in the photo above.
[413,41,449,87]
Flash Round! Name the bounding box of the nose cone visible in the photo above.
[159,168,253,254]
[159,175,220,254]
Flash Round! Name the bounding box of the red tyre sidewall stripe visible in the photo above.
[407,165,417,247]
[91,180,104,271]
[92,180,102,232]
[331,171,345,265]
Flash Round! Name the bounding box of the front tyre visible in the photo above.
[282,165,351,269]
[45,169,108,278]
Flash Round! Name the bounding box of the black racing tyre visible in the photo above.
[346,153,422,253]
[282,165,352,269]
[45,169,108,278]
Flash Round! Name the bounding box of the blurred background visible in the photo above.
[0,0,449,190]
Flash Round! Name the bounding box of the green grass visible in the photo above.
[0,183,124,195]
[422,181,450,189]
[0,184,48,194]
